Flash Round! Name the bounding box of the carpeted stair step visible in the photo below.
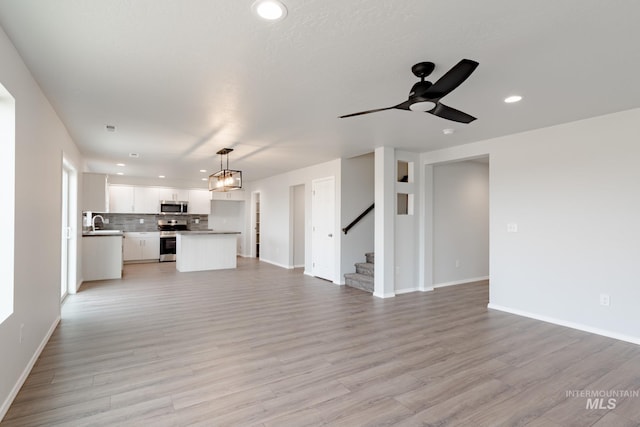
[365,252,374,264]
[345,273,374,293]
[355,262,374,277]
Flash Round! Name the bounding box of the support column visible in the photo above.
[374,146,395,298]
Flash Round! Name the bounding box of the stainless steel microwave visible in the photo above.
[160,200,188,214]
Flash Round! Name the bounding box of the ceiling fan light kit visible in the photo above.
[209,148,242,192]
[340,59,479,123]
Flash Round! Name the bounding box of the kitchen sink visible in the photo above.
[84,230,122,235]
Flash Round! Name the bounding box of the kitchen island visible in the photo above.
[175,230,241,272]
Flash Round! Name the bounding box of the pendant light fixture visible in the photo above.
[209,148,242,192]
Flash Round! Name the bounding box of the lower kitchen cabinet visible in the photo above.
[123,232,160,262]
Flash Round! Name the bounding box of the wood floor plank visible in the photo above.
[2,259,640,426]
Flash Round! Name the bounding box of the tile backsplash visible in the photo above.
[86,213,209,232]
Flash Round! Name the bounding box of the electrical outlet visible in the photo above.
[104,218,109,224]
[139,219,144,224]
[507,223,518,233]
[194,218,200,224]
[599,294,610,306]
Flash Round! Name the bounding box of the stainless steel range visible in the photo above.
[158,219,188,262]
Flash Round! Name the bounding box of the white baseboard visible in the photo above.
[488,303,640,346]
[259,258,293,269]
[1,316,61,421]
[395,287,418,295]
[433,276,489,289]
[373,292,395,299]
[293,264,305,269]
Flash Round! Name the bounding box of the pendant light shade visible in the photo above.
[209,148,242,192]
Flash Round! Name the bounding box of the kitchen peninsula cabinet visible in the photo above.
[82,234,123,281]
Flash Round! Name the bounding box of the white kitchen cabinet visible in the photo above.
[188,189,211,214]
[82,173,108,212]
[108,185,135,213]
[123,232,160,261]
[158,187,189,202]
[134,187,160,213]
[211,190,245,201]
[82,235,123,281]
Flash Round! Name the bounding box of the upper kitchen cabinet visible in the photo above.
[188,189,211,214]
[82,173,108,212]
[108,185,134,213]
[133,187,160,213]
[211,190,245,201]
[158,187,189,202]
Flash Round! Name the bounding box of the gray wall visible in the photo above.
[423,108,640,343]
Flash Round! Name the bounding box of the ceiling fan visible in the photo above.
[339,59,479,123]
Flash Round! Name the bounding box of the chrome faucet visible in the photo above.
[92,215,105,232]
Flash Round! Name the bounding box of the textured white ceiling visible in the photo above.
[1,0,639,187]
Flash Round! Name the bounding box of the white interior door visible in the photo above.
[312,177,335,281]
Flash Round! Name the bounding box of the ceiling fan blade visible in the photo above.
[429,103,476,123]
[423,59,479,99]
[339,106,396,118]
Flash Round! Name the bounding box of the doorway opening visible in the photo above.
[61,157,78,300]
[253,192,261,258]
[289,184,305,270]
[429,156,489,288]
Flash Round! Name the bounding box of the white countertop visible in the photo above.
[177,230,241,235]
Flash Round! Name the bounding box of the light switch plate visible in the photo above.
[139,219,144,224]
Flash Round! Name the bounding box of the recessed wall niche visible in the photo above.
[397,160,414,183]
[397,193,414,215]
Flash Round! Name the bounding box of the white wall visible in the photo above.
[245,159,341,280]
[0,25,84,418]
[423,108,640,344]
[340,153,374,283]
[433,160,489,285]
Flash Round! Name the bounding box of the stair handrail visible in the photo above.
[342,203,374,235]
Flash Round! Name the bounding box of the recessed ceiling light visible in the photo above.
[129,153,139,158]
[504,95,522,103]
[116,172,124,175]
[116,163,125,167]
[199,169,207,173]
[105,125,116,132]
[443,128,455,135]
[158,175,165,179]
[201,178,207,181]
[252,0,287,21]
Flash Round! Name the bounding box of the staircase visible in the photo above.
[344,252,374,293]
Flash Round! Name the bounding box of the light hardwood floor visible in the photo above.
[2,258,640,426]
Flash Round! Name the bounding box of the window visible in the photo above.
[0,82,15,323]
